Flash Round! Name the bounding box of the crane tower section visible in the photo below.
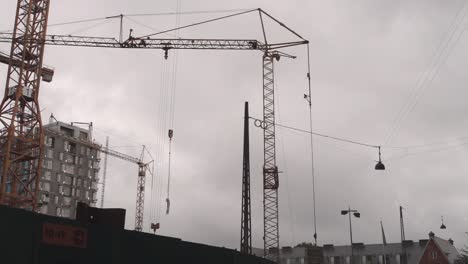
[262,52,280,262]
[0,0,50,210]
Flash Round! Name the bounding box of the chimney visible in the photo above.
[429,231,435,239]
[448,238,454,245]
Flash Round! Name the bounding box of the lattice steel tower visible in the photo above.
[262,52,280,261]
[0,0,50,210]
[241,102,252,254]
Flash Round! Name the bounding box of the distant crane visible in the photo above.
[0,5,308,261]
[69,122,153,232]
[100,143,153,232]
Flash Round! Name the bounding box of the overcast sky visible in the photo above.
[2,0,468,251]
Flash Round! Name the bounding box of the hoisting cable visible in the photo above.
[305,43,318,245]
[165,0,181,216]
[166,129,174,214]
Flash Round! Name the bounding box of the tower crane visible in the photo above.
[0,4,309,262]
[100,144,153,232]
[67,122,153,232]
[0,0,50,211]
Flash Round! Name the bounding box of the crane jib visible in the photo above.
[0,33,306,52]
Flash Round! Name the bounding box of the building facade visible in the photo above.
[252,246,323,264]
[37,120,101,219]
[322,232,459,264]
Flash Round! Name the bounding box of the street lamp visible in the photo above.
[440,216,446,229]
[341,206,361,264]
[375,146,385,170]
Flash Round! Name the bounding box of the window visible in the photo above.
[40,205,48,214]
[41,182,50,192]
[63,175,72,185]
[42,159,52,169]
[62,197,71,206]
[69,142,76,154]
[62,207,71,218]
[56,207,61,216]
[60,126,73,137]
[47,137,55,148]
[79,131,88,140]
[432,251,438,259]
[75,188,81,197]
[45,148,53,158]
[56,173,62,182]
[54,195,59,205]
[63,186,72,197]
[79,146,84,155]
[41,193,50,203]
[43,170,51,180]
[62,163,74,174]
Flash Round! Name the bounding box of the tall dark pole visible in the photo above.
[241,102,252,254]
[400,206,407,264]
[342,207,359,264]
[348,207,354,264]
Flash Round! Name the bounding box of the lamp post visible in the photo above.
[341,206,360,264]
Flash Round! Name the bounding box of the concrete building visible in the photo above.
[37,119,101,218]
[252,246,323,264]
[322,232,459,264]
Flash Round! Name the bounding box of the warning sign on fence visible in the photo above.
[42,222,87,248]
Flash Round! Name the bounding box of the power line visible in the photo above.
[383,1,468,145]
[249,117,379,149]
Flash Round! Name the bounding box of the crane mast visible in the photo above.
[262,52,280,260]
[0,0,50,210]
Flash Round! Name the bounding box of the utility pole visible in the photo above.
[400,206,407,264]
[341,207,360,264]
[240,102,252,254]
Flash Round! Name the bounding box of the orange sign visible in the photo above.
[42,223,87,248]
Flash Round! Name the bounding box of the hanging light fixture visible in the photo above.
[375,146,385,170]
[440,216,446,229]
